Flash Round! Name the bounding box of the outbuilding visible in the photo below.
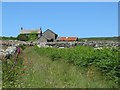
[39,29,58,42]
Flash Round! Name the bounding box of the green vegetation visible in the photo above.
[17,32,38,41]
[19,44,26,50]
[34,46,119,88]
[17,34,29,41]
[2,56,24,88]
[0,32,37,41]
[2,47,26,88]
[2,46,119,88]
[28,32,38,41]
[0,36,17,40]
[20,46,118,88]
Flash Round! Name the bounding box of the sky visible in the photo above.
[0,2,2,36]
[1,2,118,38]
[1,0,120,2]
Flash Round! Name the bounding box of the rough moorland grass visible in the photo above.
[34,46,119,88]
[21,46,118,88]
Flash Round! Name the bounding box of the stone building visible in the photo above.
[39,29,58,42]
[20,27,42,38]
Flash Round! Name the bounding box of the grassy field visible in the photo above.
[18,46,118,88]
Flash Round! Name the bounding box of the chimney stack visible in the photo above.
[40,27,42,37]
[21,27,23,30]
[40,27,42,30]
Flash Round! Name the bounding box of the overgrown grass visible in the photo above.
[2,46,119,88]
[2,46,26,88]
[19,46,118,88]
[34,46,119,88]
[2,56,24,88]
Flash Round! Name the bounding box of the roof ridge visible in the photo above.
[43,29,57,35]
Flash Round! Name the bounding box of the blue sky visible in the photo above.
[0,2,2,36]
[2,2,118,38]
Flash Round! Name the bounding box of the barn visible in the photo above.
[39,29,58,42]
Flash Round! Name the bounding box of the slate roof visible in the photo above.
[20,29,41,34]
[43,29,57,35]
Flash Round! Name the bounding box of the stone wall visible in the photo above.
[39,41,119,48]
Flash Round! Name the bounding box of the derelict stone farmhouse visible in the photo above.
[19,27,78,42]
[20,27,42,38]
[39,29,58,42]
